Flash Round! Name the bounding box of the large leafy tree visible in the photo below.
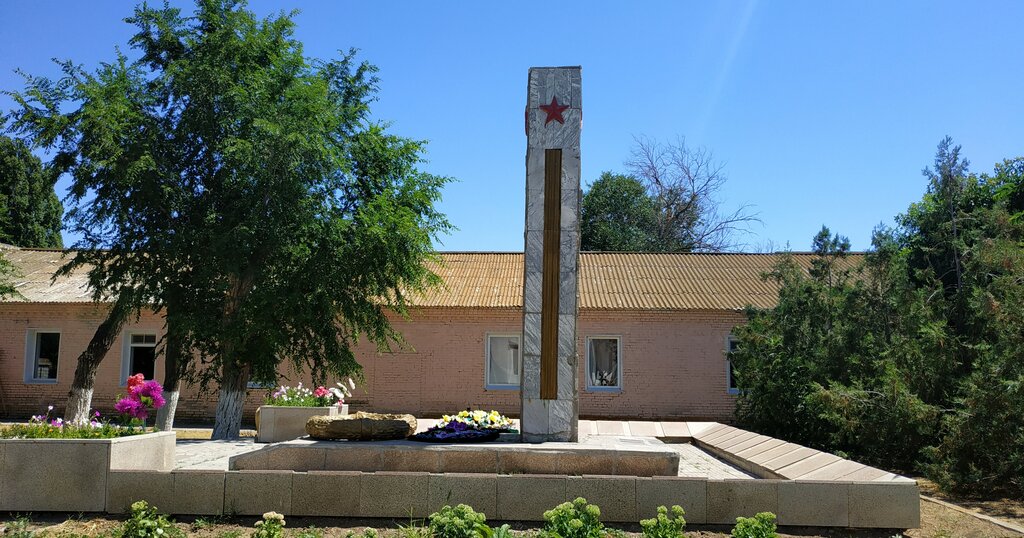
[0,134,62,248]
[7,0,451,438]
[581,172,659,251]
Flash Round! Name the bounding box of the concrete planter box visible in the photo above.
[0,430,176,512]
[256,404,347,443]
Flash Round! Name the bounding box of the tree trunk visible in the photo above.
[210,360,249,440]
[65,292,136,425]
[155,319,186,431]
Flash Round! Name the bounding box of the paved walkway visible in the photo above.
[175,438,261,470]
[171,419,751,479]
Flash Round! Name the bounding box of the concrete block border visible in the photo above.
[99,469,918,528]
[0,431,175,512]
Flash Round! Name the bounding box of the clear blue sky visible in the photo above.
[2,1,1022,252]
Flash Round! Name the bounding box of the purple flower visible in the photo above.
[115,397,148,420]
[137,380,166,409]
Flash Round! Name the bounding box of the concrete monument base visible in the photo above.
[228,435,679,476]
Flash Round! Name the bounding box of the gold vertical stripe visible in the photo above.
[541,149,562,400]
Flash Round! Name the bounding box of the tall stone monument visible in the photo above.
[520,67,581,442]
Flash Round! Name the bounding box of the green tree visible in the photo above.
[732,138,1024,495]
[581,172,659,251]
[7,0,451,437]
[0,134,62,248]
[0,248,17,298]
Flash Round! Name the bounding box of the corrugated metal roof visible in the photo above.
[0,247,861,311]
[1,247,96,303]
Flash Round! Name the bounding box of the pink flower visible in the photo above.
[313,386,329,398]
[126,373,145,394]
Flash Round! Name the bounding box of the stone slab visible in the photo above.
[224,470,292,515]
[686,422,720,438]
[2,439,109,512]
[775,452,841,479]
[697,426,740,443]
[635,477,707,524]
[836,465,890,481]
[428,473,498,516]
[735,438,786,459]
[659,422,691,438]
[107,470,175,514]
[439,447,499,474]
[756,446,817,469]
[798,459,866,481]
[714,431,760,451]
[566,475,637,522]
[172,470,226,515]
[627,421,662,437]
[706,479,780,525]
[849,481,920,529]
[291,471,361,517]
[595,421,627,436]
[360,471,430,518]
[777,481,849,527]
[325,444,383,471]
[267,445,327,471]
[496,474,566,521]
[702,428,747,446]
[727,435,773,454]
[110,431,177,471]
[381,446,442,473]
[231,437,678,477]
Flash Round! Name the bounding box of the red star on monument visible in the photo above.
[539,95,569,125]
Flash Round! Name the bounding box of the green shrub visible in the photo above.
[118,501,183,538]
[251,512,285,538]
[5,516,34,538]
[541,497,604,538]
[731,512,777,538]
[639,505,686,538]
[428,504,491,538]
[492,524,513,538]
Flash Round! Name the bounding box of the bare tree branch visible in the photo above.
[625,135,761,252]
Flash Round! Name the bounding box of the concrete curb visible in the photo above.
[920,495,1024,536]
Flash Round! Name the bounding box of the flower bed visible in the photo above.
[410,409,516,442]
[0,430,176,512]
[256,380,354,443]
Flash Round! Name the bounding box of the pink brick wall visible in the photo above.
[0,304,743,423]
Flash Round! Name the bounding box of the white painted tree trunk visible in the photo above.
[155,390,179,431]
[64,386,94,425]
[210,362,249,440]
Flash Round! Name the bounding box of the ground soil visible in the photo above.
[3,497,1021,538]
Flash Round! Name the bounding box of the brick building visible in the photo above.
[0,248,816,423]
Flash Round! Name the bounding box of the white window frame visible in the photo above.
[726,335,740,395]
[120,330,158,384]
[484,333,521,390]
[585,335,623,392]
[24,329,62,384]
